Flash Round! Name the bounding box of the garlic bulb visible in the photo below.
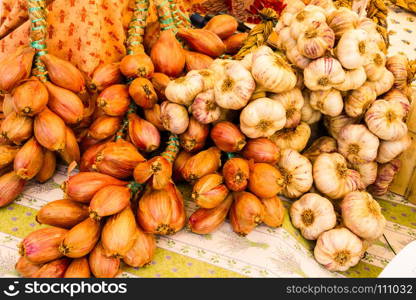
[337,124,379,164]
[384,89,410,117]
[350,161,378,187]
[386,54,408,91]
[165,75,204,106]
[240,53,253,71]
[290,193,336,240]
[313,153,364,199]
[214,61,255,110]
[239,98,286,138]
[304,57,345,91]
[314,227,363,271]
[296,21,335,59]
[160,101,189,134]
[324,114,358,140]
[301,90,322,124]
[251,46,297,93]
[371,69,394,96]
[308,0,336,15]
[277,27,297,51]
[336,29,370,69]
[188,69,215,91]
[281,0,305,24]
[190,89,222,124]
[369,159,400,196]
[270,88,304,128]
[286,47,312,70]
[290,5,326,39]
[377,134,411,163]
[364,52,386,81]
[278,149,313,198]
[310,88,343,117]
[334,67,366,91]
[327,7,359,38]
[341,191,386,240]
[270,122,311,152]
[345,82,377,117]
[365,100,407,141]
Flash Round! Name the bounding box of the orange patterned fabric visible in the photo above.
[0,0,282,77]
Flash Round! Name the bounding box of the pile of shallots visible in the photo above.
[0,49,88,207]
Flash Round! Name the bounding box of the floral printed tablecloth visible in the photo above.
[1,3,416,278]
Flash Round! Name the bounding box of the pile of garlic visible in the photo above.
[162,0,412,273]
[274,0,412,272]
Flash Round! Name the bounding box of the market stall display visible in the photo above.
[0,0,415,278]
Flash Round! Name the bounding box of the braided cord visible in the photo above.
[28,0,48,81]
[161,134,180,164]
[155,0,176,32]
[127,0,149,55]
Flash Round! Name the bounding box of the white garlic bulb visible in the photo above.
[365,100,408,141]
[290,5,327,39]
[350,161,378,187]
[327,7,359,38]
[324,114,358,140]
[308,0,336,16]
[314,227,363,271]
[384,89,410,117]
[337,124,380,164]
[188,69,215,91]
[165,75,205,106]
[336,29,370,69]
[270,122,311,152]
[240,97,286,138]
[278,149,313,198]
[313,153,364,199]
[334,67,366,91]
[286,47,312,69]
[297,21,335,59]
[280,0,305,26]
[345,82,377,117]
[341,191,386,240]
[270,88,304,128]
[386,54,409,91]
[364,52,386,81]
[240,52,253,71]
[160,101,190,134]
[377,134,411,163]
[214,61,255,110]
[304,57,346,91]
[310,88,343,117]
[190,89,222,124]
[371,69,394,96]
[290,193,336,240]
[276,27,297,51]
[210,59,232,75]
[251,46,297,93]
[301,90,322,124]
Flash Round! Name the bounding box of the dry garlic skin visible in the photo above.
[278,149,313,198]
[214,61,255,110]
[376,134,411,163]
[304,57,345,91]
[337,124,379,164]
[251,46,297,93]
[365,100,407,141]
[351,161,378,188]
[290,193,336,240]
[239,98,286,139]
[341,191,386,240]
[313,153,364,199]
[314,227,363,271]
